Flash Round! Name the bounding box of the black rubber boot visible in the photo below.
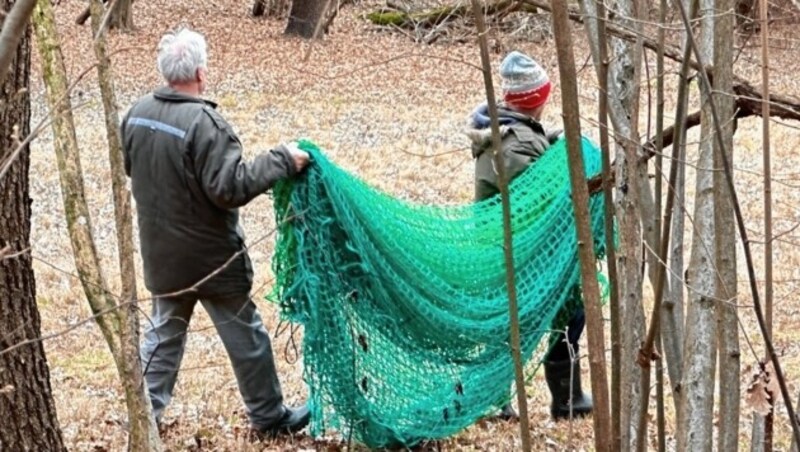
[544,358,593,420]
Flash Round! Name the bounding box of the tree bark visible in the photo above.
[0,6,66,449]
[652,0,698,428]
[88,1,160,450]
[662,75,688,421]
[108,0,134,31]
[578,0,646,445]
[285,0,330,38]
[677,1,719,449]
[89,0,136,314]
[321,0,352,34]
[605,0,647,448]
[753,417,767,452]
[757,0,774,447]
[585,0,621,448]
[252,0,289,17]
[713,0,740,449]
[33,0,161,449]
[550,1,612,450]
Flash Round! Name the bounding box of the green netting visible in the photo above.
[268,136,607,448]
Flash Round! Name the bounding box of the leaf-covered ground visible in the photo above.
[25,0,800,450]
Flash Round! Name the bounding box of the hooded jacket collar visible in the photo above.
[465,103,546,158]
[467,102,532,129]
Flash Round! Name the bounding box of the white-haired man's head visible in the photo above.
[157,28,208,94]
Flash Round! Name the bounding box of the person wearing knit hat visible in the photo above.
[500,50,552,112]
[464,50,593,422]
[464,50,558,201]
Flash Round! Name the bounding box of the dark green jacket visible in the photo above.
[465,104,560,201]
[121,87,296,295]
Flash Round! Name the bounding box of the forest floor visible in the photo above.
[24,0,800,450]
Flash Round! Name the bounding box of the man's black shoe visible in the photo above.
[249,405,311,441]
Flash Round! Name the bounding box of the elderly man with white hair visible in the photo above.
[121,27,310,439]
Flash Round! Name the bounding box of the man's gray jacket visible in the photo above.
[121,87,296,296]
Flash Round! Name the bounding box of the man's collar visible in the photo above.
[153,86,218,109]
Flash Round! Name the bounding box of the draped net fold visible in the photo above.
[268,137,607,448]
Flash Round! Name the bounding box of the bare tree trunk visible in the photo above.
[108,0,134,31]
[606,0,647,448]
[550,2,612,450]
[32,0,161,449]
[285,0,330,38]
[661,0,699,427]
[677,1,719,449]
[33,0,114,347]
[665,140,686,369]
[679,0,800,442]
[664,75,688,417]
[89,0,137,330]
[578,0,645,446]
[0,8,66,449]
[650,0,689,429]
[590,0,621,448]
[614,59,646,452]
[757,0,775,448]
[253,0,289,18]
[753,418,767,452]
[88,1,160,450]
[712,1,740,450]
[635,1,681,445]
[33,0,116,357]
[469,2,531,449]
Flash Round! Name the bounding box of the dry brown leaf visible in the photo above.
[746,377,772,416]
[746,365,774,417]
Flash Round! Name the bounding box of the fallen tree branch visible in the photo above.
[586,89,799,193]
[366,0,538,28]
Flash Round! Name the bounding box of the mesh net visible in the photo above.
[268,136,607,448]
